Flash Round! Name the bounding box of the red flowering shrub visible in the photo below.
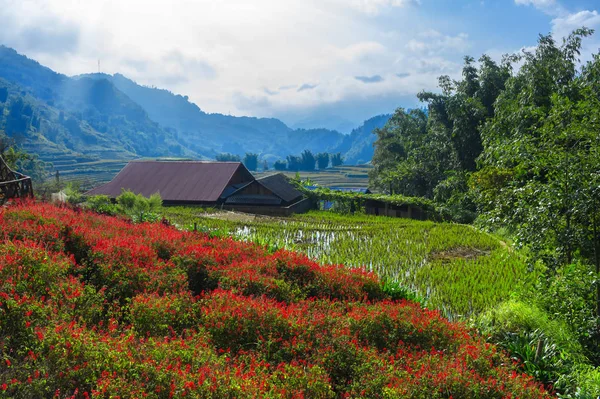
[130,291,200,336]
[0,201,555,398]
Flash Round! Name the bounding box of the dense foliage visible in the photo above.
[272,151,344,171]
[0,201,554,398]
[0,134,48,183]
[369,28,600,392]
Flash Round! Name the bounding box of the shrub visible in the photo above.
[476,299,585,393]
[0,202,556,398]
[85,194,117,215]
[130,291,200,336]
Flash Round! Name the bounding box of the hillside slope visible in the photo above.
[80,72,346,160]
[0,201,553,398]
[0,45,392,182]
[0,46,187,168]
[333,114,391,164]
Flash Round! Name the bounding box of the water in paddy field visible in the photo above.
[233,224,427,281]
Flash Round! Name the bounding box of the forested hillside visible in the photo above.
[0,47,184,159]
[369,29,600,388]
[331,114,391,165]
[0,46,384,182]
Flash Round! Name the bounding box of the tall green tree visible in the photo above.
[300,150,316,171]
[216,153,241,162]
[316,152,329,169]
[472,30,600,361]
[330,152,344,167]
[286,155,301,171]
[273,160,286,171]
[474,29,595,265]
[0,87,7,103]
[370,55,509,202]
[243,152,259,171]
[1,131,48,182]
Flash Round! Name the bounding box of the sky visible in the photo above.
[1,0,599,131]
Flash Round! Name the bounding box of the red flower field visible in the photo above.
[0,201,553,398]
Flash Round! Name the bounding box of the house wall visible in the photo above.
[235,181,275,197]
[223,198,315,216]
[229,168,254,186]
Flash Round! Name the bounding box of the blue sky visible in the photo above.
[0,0,599,131]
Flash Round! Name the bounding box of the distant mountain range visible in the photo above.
[0,45,391,174]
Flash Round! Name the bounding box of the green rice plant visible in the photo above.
[162,208,537,318]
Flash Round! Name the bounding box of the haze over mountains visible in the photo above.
[0,45,391,171]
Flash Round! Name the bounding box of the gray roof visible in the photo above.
[85,161,253,202]
[256,173,303,203]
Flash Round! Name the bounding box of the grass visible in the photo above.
[163,209,537,319]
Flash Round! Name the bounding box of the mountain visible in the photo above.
[0,46,185,159]
[78,73,345,160]
[0,45,394,184]
[332,114,391,165]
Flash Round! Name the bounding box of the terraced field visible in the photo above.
[22,139,130,190]
[255,165,372,189]
[163,209,536,319]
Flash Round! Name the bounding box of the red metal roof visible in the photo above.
[85,161,252,202]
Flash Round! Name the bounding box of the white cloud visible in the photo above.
[514,0,565,16]
[329,0,420,16]
[552,10,600,39]
[406,30,470,56]
[0,0,472,124]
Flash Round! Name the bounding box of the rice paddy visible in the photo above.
[163,209,537,319]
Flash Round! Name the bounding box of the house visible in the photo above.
[223,173,312,215]
[0,155,33,204]
[85,161,312,214]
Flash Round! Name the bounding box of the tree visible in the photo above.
[273,160,286,171]
[6,97,32,136]
[216,153,241,162]
[316,152,329,169]
[243,152,259,171]
[1,131,48,182]
[0,87,8,103]
[116,189,162,223]
[286,155,301,171]
[369,54,509,203]
[331,153,344,167]
[417,55,510,173]
[369,108,434,196]
[474,29,595,267]
[300,150,316,171]
[471,30,600,361]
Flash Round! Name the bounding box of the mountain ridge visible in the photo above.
[0,45,393,179]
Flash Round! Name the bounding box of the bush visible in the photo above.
[130,291,200,336]
[0,202,556,398]
[571,365,600,399]
[475,299,585,393]
[531,262,600,364]
[116,189,162,222]
[86,194,117,215]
